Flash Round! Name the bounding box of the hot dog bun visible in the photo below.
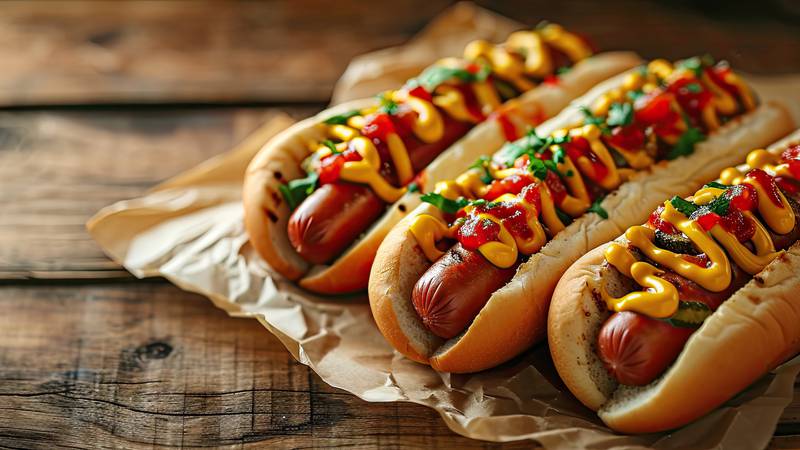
[548,130,800,433]
[244,51,642,293]
[369,61,795,373]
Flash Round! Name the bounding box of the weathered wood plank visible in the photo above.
[0,284,536,448]
[0,107,317,280]
[0,0,797,106]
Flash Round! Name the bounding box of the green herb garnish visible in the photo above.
[497,142,528,167]
[321,139,339,154]
[555,207,573,225]
[469,156,494,184]
[667,127,706,160]
[529,158,549,180]
[421,192,499,214]
[278,172,319,211]
[707,194,731,216]
[556,66,572,76]
[322,110,360,125]
[410,65,490,92]
[420,192,470,214]
[677,55,715,77]
[407,181,419,193]
[670,196,699,216]
[580,106,605,127]
[606,102,634,127]
[627,90,645,102]
[588,196,609,219]
[378,93,399,115]
[704,181,729,190]
[685,83,703,94]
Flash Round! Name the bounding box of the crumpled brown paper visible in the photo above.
[87,4,800,448]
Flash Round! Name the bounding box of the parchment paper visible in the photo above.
[87,4,800,448]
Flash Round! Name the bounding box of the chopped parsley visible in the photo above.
[322,109,360,125]
[627,89,645,102]
[588,196,609,219]
[321,139,339,154]
[677,55,715,77]
[556,66,572,76]
[420,192,498,214]
[469,156,494,183]
[704,181,729,189]
[555,207,573,225]
[278,172,319,211]
[378,93,399,115]
[670,196,699,217]
[580,106,606,127]
[420,192,469,214]
[529,157,563,180]
[496,128,570,168]
[410,64,491,92]
[606,102,634,127]
[706,193,731,216]
[667,127,706,160]
[685,82,703,93]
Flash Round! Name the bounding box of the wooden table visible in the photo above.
[1,1,798,448]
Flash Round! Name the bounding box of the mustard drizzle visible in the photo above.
[602,147,797,318]
[409,58,756,269]
[306,24,593,204]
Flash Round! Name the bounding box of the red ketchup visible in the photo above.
[317,147,363,184]
[648,205,678,234]
[634,91,683,139]
[564,136,609,182]
[604,124,646,154]
[453,84,485,122]
[484,173,536,201]
[456,202,533,251]
[682,253,710,268]
[704,63,741,99]
[492,110,519,142]
[543,171,568,206]
[747,168,783,207]
[667,77,712,127]
[456,215,500,250]
[695,184,758,243]
[781,145,800,179]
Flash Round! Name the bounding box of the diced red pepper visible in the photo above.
[648,205,678,234]
[604,124,646,153]
[457,215,500,250]
[696,212,721,231]
[484,173,536,201]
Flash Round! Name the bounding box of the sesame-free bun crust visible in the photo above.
[548,129,800,433]
[368,90,794,372]
[244,52,642,293]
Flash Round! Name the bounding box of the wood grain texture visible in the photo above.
[0,107,316,280]
[0,283,535,449]
[0,0,797,106]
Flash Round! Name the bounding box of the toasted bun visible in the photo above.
[243,98,376,281]
[244,52,642,292]
[549,129,800,433]
[369,92,795,372]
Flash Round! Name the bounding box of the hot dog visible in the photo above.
[243,24,643,294]
[597,312,694,386]
[287,183,385,264]
[413,243,518,339]
[548,130,800,433]
[369,56,794,374]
